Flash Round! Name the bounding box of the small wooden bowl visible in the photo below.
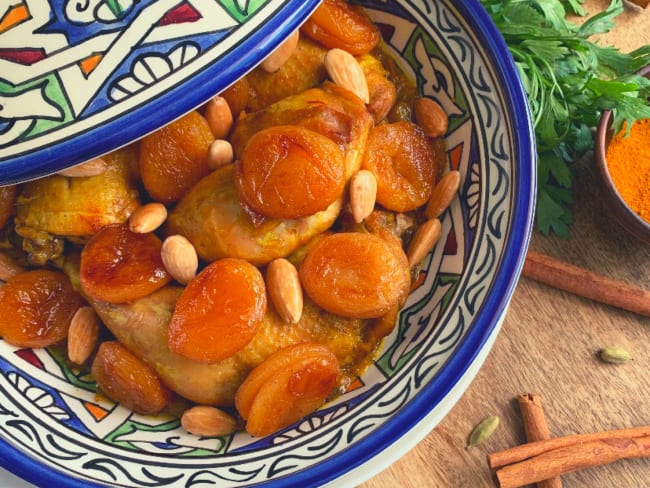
[594,65,650,245]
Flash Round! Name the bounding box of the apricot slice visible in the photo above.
[80,223,171,303]
[235,342,340,437]
[299,232,411,319]
[139,110,213,204]
[0,270,83,348]
[168,258,266,363]
[91,341,172,415]
[362,121,437,212]
[234,125,346,219]
[220,76,250,118]
[301,0,380,55]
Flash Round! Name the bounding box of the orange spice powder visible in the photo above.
[605,118,650,223]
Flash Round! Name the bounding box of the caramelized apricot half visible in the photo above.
[80,224,171,304]
[0,270,83,348]
[234,125,346,219]
[299,232,410,318]
[168,258,266,363]
[92,341,172,415]
[362,121,437,212]
[301,0,380,55]
[235,342,340,437]
[139,110,213,204]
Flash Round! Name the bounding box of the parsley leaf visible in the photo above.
[480,0,650,237]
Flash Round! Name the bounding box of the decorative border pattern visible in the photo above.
[0,0,535,486]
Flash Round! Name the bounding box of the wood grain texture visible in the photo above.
[362,2,650,486]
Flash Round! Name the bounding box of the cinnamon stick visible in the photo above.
[495,435,650,488]
[489,424,650,468]
[522,251,650,317]
[517,394,562,488]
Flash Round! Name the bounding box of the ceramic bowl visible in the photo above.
[594,65,650,245]
[0,1,536,486]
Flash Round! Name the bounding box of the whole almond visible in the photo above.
[181,405,238,437]
[129,203,168,233]
[207,139,234,169]
[266,258,303,324]
[161,235,199,285]
[407,218,442,267]
[205,96,233,139]
[415,97,449,138]
[0,253,25,281]
[325,48,370,104]
[350,169,377,223]
[67,306,101,365]
[57,158,109,178]
[425,170,461,219]
[261,30,300,73]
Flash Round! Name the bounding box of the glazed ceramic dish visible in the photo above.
[0,0,536,486]
[0,0,320,184]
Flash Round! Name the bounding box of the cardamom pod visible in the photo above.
[467,415,500,448]
[598,346,632,364]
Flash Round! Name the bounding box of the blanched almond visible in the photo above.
[325,48,369,104]
[181,405,238,437]
[0,253,25,281]
[67,306,100,365]
[205,96,233,139]
[161,235,198,285]
[415,97,448,138]
[207,139,234,169]
[261,30,300,73]
[57,158,109,178]
[350,169,377,223]
[407,218,442,267]
[425,170,461,219]
[129,203,168,233]
[266,258,303,324]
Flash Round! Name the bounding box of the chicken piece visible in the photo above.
[166,165,342,265]
[14,147,140,264]
[77,277,381,407]
[245,36,328,112]
[231,83,373,180]
[358,53,398,123]
[0,185,16,230]
[169,85,373,264]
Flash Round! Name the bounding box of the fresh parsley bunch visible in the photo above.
[481,0,650,236]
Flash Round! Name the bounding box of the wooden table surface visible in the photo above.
[362,1,650,487]
[0,2,647,488]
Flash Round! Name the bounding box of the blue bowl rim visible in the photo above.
[0,0,537,486]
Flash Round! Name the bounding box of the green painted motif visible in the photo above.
[48,347,97,393]
[376,273,460,375]
[403,26,469,132]
[105,0,124,18]
[217,0,271,23]
[0,75,73,141]
[105,418,233,455]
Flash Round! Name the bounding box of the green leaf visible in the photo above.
[575,0,621,38]
[561,0,586,15]
[536,184,573,237]
[480,0,650,237]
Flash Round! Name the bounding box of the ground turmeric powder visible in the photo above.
[605,118,650,223]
